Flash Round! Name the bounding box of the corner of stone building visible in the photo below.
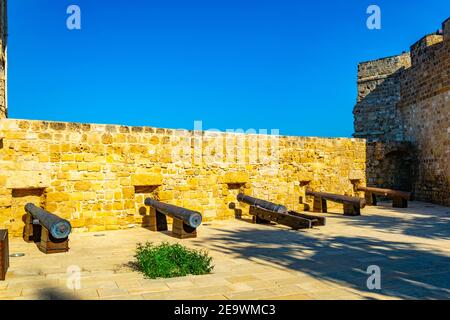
[443,17,450,41]
[353,53,411,142]
[410,33,444,67]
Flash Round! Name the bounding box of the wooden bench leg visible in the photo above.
[313,197,327,213]
[392,197,408,208]
[343,203,361,216]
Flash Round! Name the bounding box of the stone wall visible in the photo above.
[0,0,7,119]
[354,18,450,206]
[399,23,450,205]
[0,118,366,236]
[353,53,411,142]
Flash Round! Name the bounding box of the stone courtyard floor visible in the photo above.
[1,201,449,300]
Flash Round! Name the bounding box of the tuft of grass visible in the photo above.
[134,242,214,279]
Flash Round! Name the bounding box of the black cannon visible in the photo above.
[144,198,202,239]
[236,194,325,230]
[237,194,288,214]
[23,203,72,254]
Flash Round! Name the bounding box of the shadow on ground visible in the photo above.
[203,224,450,300]
[333,203,450,240]
[37,288,78,300]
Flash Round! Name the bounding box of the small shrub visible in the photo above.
[134,242,214,279]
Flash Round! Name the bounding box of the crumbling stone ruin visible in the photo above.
[354,18,450,206]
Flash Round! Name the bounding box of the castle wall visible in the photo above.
[353,53,411,142]
[399,26,450,205]
[354,18,450,206]
[0,119,366,236]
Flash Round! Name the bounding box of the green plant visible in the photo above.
[134,242,214,279]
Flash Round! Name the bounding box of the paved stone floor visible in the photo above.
[1,201,449,300]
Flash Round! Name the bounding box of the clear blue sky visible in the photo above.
[7,0,450,137]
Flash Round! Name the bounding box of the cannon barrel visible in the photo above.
[24,204,72,240]
[237,194,288,214]
[357,186,411,200]
[144,199,202,228]
[305,191,366,208]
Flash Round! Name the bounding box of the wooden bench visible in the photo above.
[357,186,411,208]
[0,229,9,281]
[306,190,366,216]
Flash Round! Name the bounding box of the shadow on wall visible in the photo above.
[364,142,416,193]
[203,224,450,299]
[353,67,416,193]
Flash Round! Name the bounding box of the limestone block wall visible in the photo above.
[0,119,366,236]
[364,141,415,192]
[354,17,450,206]
[399,25,450,205]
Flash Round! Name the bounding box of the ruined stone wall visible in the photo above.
[0,119,366,236]
[354,18,450,206]
[0,0,7,119]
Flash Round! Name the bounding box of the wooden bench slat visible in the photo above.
[357,186,411,200]
[357,186,411,208]
[306,191,366,207]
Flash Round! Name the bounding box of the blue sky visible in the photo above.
[7,0,450,137]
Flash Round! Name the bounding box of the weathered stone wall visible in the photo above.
[0,118,366,236]
[399,23,450,205]
[354,18,450,206]
[0,0,7,119]
[364,141,416,192]
[353,53,411,142]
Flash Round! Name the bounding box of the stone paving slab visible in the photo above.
[1,201,449,300]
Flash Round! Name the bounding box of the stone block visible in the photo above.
[5,171,50,189]
[220,172,249,184]
[131,173,163,186]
